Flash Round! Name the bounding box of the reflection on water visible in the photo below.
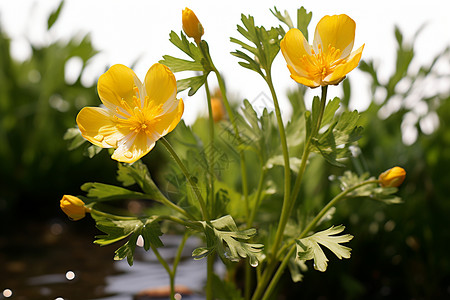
[0,220,221,300]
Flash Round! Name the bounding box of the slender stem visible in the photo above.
[245,262,252,300]
[170,233,189,298]
[266,72,291,258]
[248,168,267,228]
[149,243,175,300]
[150,192,197,221]
[172,233,189,275]
[260,179,380,300]
[204,77,216,218]
[252,86,328,300]
[213,68,250,220]
[160,137,210,221]
[261,246,295,300]
[206,254,215,300]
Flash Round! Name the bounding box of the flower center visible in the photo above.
[301,44,346,82]
[113,86,163,136]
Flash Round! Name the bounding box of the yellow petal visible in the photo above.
[313,15,356,58]
[111,132,156,163]
[287,65,320,88]
[76,106,127,148]
[281,28,312,77]
[153,98,184,136]
[144,63,177,108]
[324,44,364,84]
[97,64,143,112]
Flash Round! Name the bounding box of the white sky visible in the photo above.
[1,0,449,124]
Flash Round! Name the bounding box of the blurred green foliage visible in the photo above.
[0,4,117,225]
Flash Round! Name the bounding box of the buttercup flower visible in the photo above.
[60,195,89,221]
[182,7,204,44]
[281,14,364,88]
[76,63,184,163]
[379,167,406,187]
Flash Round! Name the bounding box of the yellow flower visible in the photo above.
[60,195,89,221]
[281,14,364,88]
[182,7,204,44]
[76,63,184,163]
[379,167,406,187]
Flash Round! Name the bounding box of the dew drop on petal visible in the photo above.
[124,151,133,159]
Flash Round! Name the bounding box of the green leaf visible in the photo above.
[159,55,204,73]
[168,30,203,62]
[338,171,403,204]
[296,225,353,272]
[176,74,207,96]
[193,215,264,266]
[63,127,86,150]
[321,97,341,128]
[297,6,312,41]
[80,182,144,201]
[312,110,364,166]
[116,161,168,202]
[270,6,294,29]
[288,255,308,282]
[231,14,282,75]
[47,0,64,30]
[92,213,163,266]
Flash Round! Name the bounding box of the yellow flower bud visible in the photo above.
[60,195,89,221]
[211,97,225,122]
[378,167,406,187]
[182,7,204,44]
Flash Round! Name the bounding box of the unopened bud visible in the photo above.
[182,7,204,44]
[378,167,406,187]
[60,195,90,221]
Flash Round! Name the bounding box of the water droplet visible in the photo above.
[250,259,259,267]
[174,293,182,300]
[3,289,12,298]
[136,235,144,247]
[65,271,75,280]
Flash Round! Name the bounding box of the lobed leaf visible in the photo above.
[296,225,353,272]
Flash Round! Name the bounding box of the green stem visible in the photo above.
[149,243,175,300]
[248,168,267,228]
[245,262,252,300]
[213,68,250,221]
[206,254,215,300]
[252,86,328,300]
[266,72,291,258]
[204,77,216,218]
[261,179,380,300]
[170,233,189,298]
[160,137,210,221]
